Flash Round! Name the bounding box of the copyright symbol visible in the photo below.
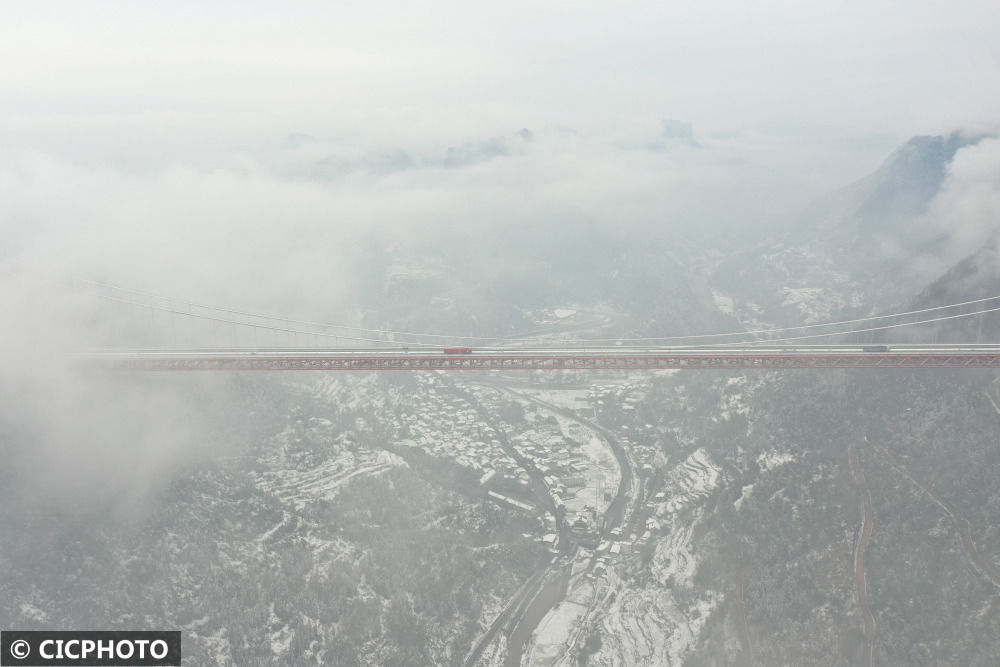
[9,639,30,659]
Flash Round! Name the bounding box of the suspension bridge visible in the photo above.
[70,280,1000,371]
[72,345,1000,371]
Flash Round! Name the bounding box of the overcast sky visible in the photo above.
[3,2,997,139]
[1,0,998,308]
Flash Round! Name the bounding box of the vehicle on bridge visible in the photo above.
[443,347,473,354]
[862,345,892,352]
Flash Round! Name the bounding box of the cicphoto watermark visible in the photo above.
[1,631,180,666]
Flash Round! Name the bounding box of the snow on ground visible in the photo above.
[505,388,622,519]
[661,449,720,514]
[252,421,403,511]
[270,623,294,659]
[757,449,796,472]
[312,374,387,412]
[653,515,699,587]
[255,459,394,511]
[375,450,408,467]
[267,602,295,659]
[523,388,591,412]
[256,510,292,549]
[187,630,235,667]
[734,483,755,510]
[595,580,720,667]
[592,449,722,666]
[596,586,672,665]
[529,599,591,666]
[19,603,48,623]
[554,308,577,319]
[711,289,735,315]
[527,552,599,667]
[521,448,723,666]
[651,450,722,589]
[552,413,620,518]
[717,375,750,422]
[580,431,620,485]
[475,636,507,667]
[394,378,519,475]
[301,534,363,582]
[780,287,846,323]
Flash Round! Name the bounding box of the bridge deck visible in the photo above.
[73,346,1000,370]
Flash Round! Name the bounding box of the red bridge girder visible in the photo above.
[96,353,1000,371]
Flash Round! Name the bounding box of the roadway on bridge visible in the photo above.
[72,345,1000,371]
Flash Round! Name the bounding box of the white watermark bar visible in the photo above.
[1,632,180,666]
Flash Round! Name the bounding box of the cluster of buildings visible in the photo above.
[392,376,525,482]
[386,377,658,564]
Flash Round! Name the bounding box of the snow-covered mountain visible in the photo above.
[711,132,993,326]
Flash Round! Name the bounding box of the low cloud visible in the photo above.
[0,120,893,510]
[2,124,858,307]
[915,136,1000,278]
[0,272,235,514]
[928,137,1000,251]
[0,120,832,508]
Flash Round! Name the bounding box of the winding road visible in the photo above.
[848,443,877,667]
